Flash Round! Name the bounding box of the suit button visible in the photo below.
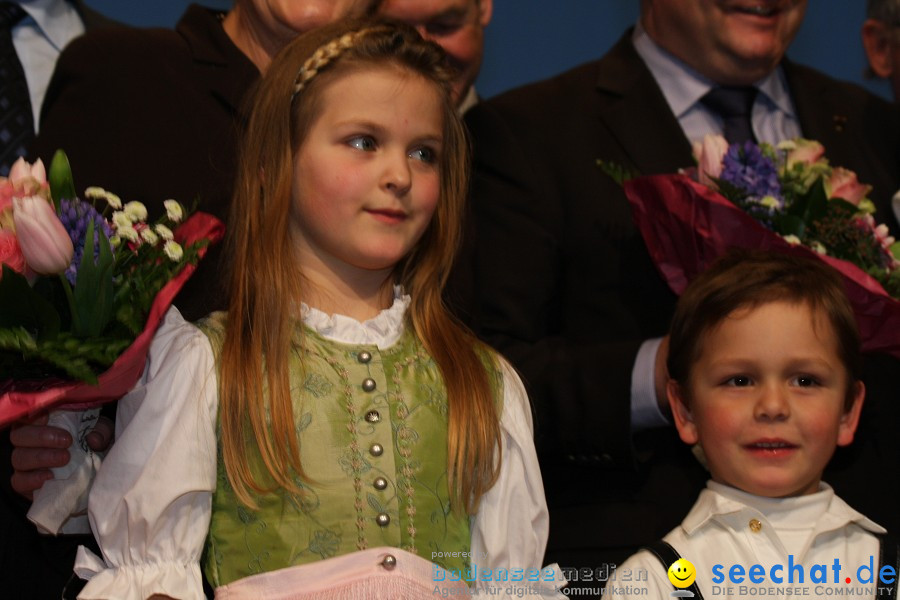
[370,443,384,457]
[365,410,381,423]
[374,477,388,490]
[376,513,391,527]
[362,378,376,392]
[358,351,372,364]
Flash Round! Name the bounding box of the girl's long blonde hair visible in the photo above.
[219,19,500,514]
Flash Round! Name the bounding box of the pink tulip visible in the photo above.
[692,134,729,187]
[0,229,26,277]
[785,139,825,168]
[8,158,48,197]
[12,195,74,275]
[826,167,871,206]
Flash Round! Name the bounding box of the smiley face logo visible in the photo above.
[667,558,696,588]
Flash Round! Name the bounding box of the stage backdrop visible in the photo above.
[84,0,893,102]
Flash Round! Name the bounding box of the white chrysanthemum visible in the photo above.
[163,200,183,223]
[140,228,159,245]
[154,224,174,240]
[775,140,796,152]
[84,186,106,200]
[118,225,139,243]
[164,240,183,261]
[760,196,780,209]
[112,211,132,230]
[124,201,148,223]
[782,234,801,246]
[104,192,122,210]
[810,241,828,255]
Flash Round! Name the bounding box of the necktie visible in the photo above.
[699,86,758,145]
[0,2,33,177]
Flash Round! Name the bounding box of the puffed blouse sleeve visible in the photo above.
[470,358,568,598]
[74,307,218,600]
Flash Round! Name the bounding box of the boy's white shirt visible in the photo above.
[607,481,886,600]
[64,302,566,599]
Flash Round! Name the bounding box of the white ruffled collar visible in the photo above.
[299,286,410,349]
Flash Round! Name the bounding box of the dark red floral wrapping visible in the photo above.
[0,212,224,426]
[624,173,900,358]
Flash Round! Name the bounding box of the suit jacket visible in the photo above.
[460,31,900,574]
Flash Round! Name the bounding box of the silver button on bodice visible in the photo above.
[381,554,396,570]
[362,378,376,392]
[358,351,372,364]
[365,410,381,423]
[369,443,384,457]
[374,477,388,490]
[376,513,391,527]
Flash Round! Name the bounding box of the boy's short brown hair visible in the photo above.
[667,250,861,408]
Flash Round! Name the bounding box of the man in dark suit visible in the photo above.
[458,0,900,590]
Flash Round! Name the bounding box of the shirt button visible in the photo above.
[374,477,388,490]
[369,443,384,457]
[358,351,372,364]
[365,410,381,423]
[362,378,376,392]
[749,518,762,533]
[376,513,391,527]
[381,554,397,570]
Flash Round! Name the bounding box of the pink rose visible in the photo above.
[0,229,26,277]
[785,139,825,168]
[826,167,871,206]
[692,134,729,187]
[13,195,74,275]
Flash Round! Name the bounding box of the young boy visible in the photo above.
[605,250,889,600]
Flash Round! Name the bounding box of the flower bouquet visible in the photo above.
[0,152,223,533]
[0,152,224,423]
[611,135,900,358]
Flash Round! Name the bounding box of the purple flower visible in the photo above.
[720,141,783,205]
[57,198,113,285]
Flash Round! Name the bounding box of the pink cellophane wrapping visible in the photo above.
[0,212,224,427]
[624,174,900,359]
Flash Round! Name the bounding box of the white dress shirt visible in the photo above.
[607,481,885,600]
[13,0,85,130]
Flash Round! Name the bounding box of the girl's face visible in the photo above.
[291,66,444,277]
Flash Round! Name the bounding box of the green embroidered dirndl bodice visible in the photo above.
[197,312,497,587]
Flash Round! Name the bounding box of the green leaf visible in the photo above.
[824,197,860,219]
[0,266,60,340]
[70,220,115,337]
[48,150,76,207]
[774,214,805,238]
[596,160,638,185]
[787,178,828,222]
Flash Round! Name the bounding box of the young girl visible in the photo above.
[72,19,564,600]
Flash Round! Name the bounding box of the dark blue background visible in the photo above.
[84,1,893,102]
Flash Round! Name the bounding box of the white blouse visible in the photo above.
[73,297,567,599]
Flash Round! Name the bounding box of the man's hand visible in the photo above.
[9,414,113,500]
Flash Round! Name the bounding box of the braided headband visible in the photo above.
[291,29,374,99]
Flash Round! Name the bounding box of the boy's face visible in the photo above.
[669,301,864,498]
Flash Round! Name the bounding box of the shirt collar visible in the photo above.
[17,0,84,52]
[631,21,795,122]
[682,480,885,537]
[458,86,479,115]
